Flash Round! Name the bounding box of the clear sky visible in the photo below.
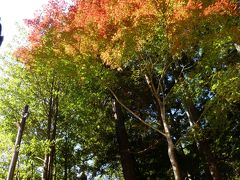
[0,0,49,52]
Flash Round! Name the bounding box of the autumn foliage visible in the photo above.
[165,0,239,53]
[15,0,240,66]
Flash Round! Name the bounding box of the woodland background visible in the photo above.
[0,0,240,179]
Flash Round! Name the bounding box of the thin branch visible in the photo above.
[108,88,166,137]
[131,140,161,154]
[35,156,45,162]
[144,74,159,100]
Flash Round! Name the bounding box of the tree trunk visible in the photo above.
[80,172,87,180]
[112,98,139,180]
[144,74,182,180]
[63,137,69,180]
[185,101,222,180]
[47,133,56,179]
[47,95,58,179]
[43,95,53,180]
[198,140,222,180]
[7,105,29,180]
[63,155,68,180]
[160,103,182,180]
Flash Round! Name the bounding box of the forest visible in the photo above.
[0,0,240,179]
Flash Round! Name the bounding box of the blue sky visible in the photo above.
[0,0,49,52]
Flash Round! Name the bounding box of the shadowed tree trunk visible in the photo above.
[47,95,58,179]
[112,98,139,180]
[63,154,68,180]
[185,100,222,180]
[7,105,29,180]
[43,94,54,180]
[63,136,69,180]
[80,172,87,180]
[43,81,59,180]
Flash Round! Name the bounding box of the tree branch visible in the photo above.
[108,88,166,137]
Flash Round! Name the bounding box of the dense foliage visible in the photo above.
[0,0,240,179]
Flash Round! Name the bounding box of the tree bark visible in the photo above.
[43,95,53,180]
[198,140,222,180]
[47,95,58,179]
[63,136,69,180]
[159,103,182,180]
[185,101,222,180]
[80,172,87,180]
[63,155,68,180]
[42,81,59,180]
[144,74,182,180]
[112,98,139,180]
[7,105,29,180]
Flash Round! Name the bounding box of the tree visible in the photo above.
[11,0,240,179]
[7,105,29,180]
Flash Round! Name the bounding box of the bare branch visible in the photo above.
[108,88,166,137]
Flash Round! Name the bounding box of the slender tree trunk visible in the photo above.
[185,101,222,180]
[63,136,69,180]
[47,95,58,179]
[159,103,182,180]
[112,98,139,180]
[63,155,68,180]
[53,152,57,180]
[43,96,53,180]
[7,105,29,180]
[144,74,182,180]
[47,134,56,179]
